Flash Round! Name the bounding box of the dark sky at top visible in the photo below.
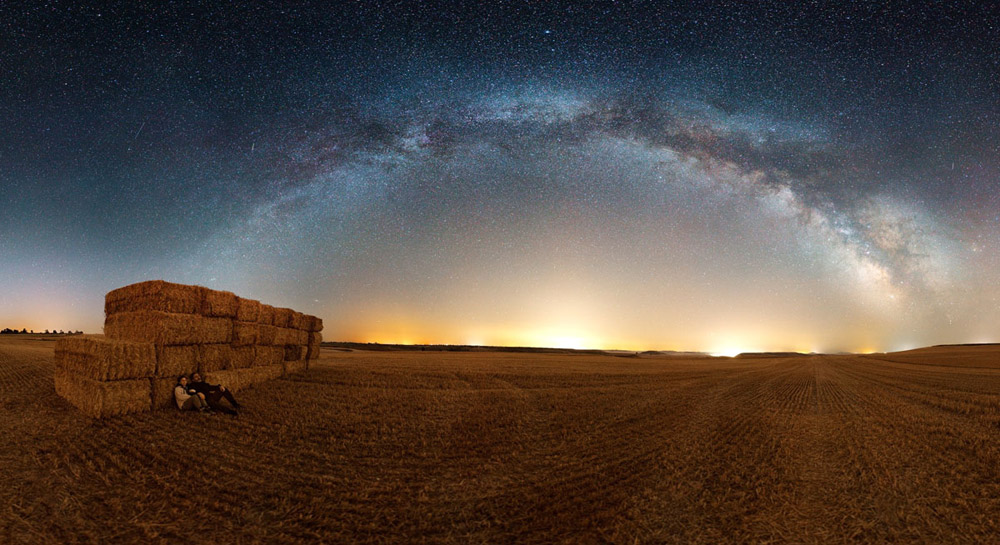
[2,1,998,352]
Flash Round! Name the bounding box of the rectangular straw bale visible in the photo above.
[254,345,284,367]
[273,327,298,346]
[230,346,255,369]
[283,359,308,375]
[232,321,259,346]
[151,377,181,410]
[201,289,238,318]
[305,315,324,332]
[156,345,199,378]
[199,344,233,373]
[224,363,283,391]
[204,369,246,393]
[236,297,261,322]
[283,345,305,361]
[105,311,232,345]
[265,363,285,380]
[105,280,203,316]
[257,324,277,345]
[54,369,151,418]
[257,305,276,325]
[273,307,294,328]
[272,327,299,345]
[54,335,156,381]
[247,363,284,382]
[291,311,309,331]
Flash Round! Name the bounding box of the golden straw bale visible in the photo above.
[305,315,324,332]
[283,345,305,361]
[273,307,294,328]
[105,280,204,316]
[151,377,180,410]
[224,363,284,391]
[257,325,277,346]
[232,321,259,346]
[291,311,309,331]
[203,369,246,393]
[54,335,156,381]
[236,297,261,322]
[230,346,254,369]
[294,329,308,345]
[257,305,276,325]
[266,363,285,380]
[105,311,233,345]
[253,345,284,367]
[283,359,308,375]
[201,288,238,318]
[199,344,233,373]
[251,363,284,382]
[54,369,151,418]
[273,327,298,346]
[156,345,199,378]
[307,331,323,346]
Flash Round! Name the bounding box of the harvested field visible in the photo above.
[6,336,1000,543]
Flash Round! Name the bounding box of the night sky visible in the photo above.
[3,1,998,353]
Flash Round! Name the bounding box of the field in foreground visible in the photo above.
[3,338,1000,543]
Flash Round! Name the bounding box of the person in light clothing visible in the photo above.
[174,376,210,412]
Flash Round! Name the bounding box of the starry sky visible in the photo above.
[2,1,998,353]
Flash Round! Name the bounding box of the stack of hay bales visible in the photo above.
[54,280,323,417]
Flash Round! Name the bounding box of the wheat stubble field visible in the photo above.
[3,337,1000,543]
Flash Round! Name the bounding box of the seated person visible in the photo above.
[188,372,240,415]
[174,376,209,413]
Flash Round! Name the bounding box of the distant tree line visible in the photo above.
[0,328,83,335]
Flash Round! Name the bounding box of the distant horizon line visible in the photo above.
[6,331,998,356]
[317,340,1000,357]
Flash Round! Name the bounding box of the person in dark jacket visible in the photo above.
[188,373,240,415]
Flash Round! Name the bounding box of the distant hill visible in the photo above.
[735,352,813,359]
[322,342,712,357]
